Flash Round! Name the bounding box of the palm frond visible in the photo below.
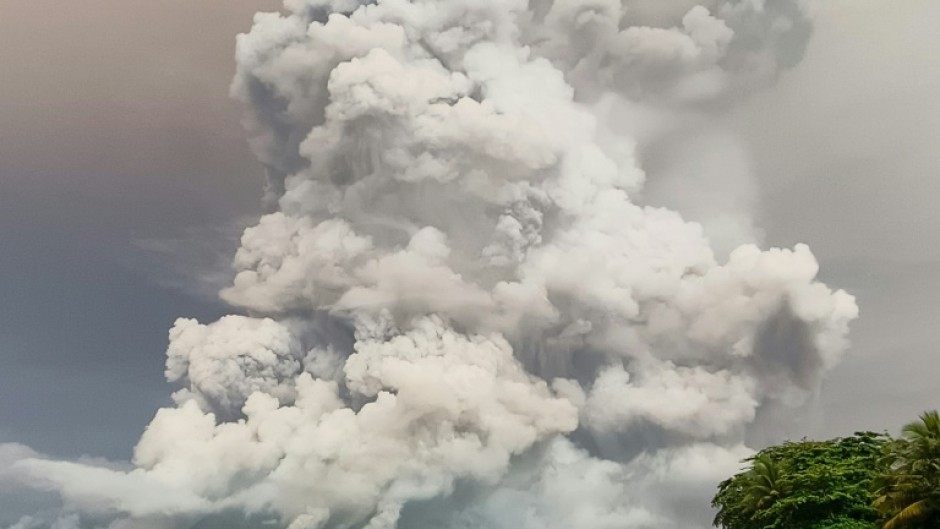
[882,499,931,529]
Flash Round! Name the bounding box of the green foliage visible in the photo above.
[712,432,889,529]
[812,517,880,529]
[873,411,940,529]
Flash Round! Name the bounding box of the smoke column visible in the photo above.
[8,1,858,528]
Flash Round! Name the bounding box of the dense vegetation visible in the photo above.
[712,411,940,529]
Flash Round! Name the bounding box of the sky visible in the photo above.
[0,0,936,492]
[0,0,278,458]
[735,0,940,436]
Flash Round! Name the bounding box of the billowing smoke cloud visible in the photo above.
[5,1,858,528]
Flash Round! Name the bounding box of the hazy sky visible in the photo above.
[0,0,278,458]
[0,0,937,463]
[736,0,940,438]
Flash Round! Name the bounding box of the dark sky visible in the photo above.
[0,0,938,461]
[0,0,278,458]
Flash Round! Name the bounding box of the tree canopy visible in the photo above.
[712,432,889,529]
[713,411,940,529]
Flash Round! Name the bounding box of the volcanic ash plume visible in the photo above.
[8,1,857,528]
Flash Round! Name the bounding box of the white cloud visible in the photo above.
[8,1,864,528]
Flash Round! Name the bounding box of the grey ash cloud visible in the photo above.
[1,1,937,528]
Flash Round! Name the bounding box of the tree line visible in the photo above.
[712,411,940,529]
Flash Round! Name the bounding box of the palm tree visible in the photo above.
[712,453,790,529]
[874,411,940,529]
[741,454,788,512]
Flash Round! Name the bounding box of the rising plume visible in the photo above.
[5,1,858,528]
